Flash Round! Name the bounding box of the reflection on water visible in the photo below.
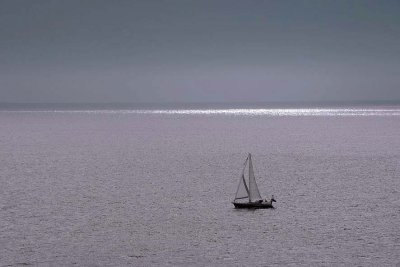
[131,108,400,116]
[3,107,400,116]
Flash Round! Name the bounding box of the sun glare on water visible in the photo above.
[3,107,400,116]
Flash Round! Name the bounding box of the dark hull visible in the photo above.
[233,202,274,209]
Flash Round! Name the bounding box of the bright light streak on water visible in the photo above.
[3,108,400,116]
[134,108,400,116]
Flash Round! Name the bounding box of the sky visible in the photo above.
[0,0,399,104]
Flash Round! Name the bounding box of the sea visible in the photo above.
[1,103,399,266]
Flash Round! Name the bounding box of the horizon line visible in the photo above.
[1,100,400,106]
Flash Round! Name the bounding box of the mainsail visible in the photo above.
[234,153,263,203]
[248,154,262,202]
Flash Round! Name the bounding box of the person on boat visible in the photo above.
[264,196,276,203]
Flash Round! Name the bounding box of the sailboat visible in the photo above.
[232,153,276,209]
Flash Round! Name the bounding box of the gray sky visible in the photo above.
[0,0,399,103]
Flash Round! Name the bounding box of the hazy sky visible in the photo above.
[1,0,399,103]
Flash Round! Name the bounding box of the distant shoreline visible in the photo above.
[1,101,400,111]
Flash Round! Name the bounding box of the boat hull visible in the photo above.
[233,202,274,209]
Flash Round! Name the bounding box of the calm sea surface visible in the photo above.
[1,107,399,266]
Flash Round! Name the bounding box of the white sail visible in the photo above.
[248,154,262,202]
[234,156,249,201]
